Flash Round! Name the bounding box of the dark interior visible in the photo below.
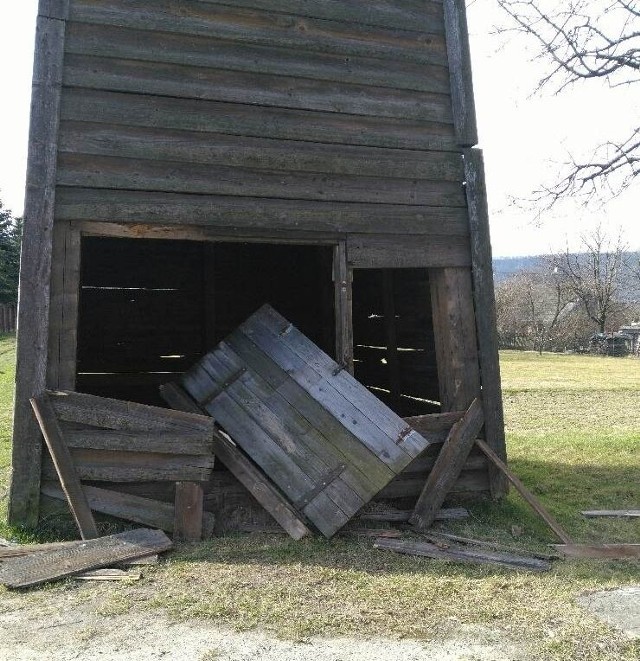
[76,237,335,405]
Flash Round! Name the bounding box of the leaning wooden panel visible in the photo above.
[9,4,69,527]
[181,305,434,538]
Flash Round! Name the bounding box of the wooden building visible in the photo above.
[10,0,507,528]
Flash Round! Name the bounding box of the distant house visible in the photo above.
[619,325,640,355]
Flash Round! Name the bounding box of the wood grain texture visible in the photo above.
[9,10,67,527]
[410,398,484,530]
[30,395,98,539]
[443,0,477,146]
[334,242,354,374]
[174,482,204,541]
[0,528,172,589]
[464,147,508,498]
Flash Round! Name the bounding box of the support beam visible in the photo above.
[333,241,353,374]
[9,2,68,526]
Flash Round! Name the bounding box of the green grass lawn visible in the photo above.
[0,341,638,659]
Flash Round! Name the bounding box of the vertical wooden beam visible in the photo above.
[429,267,481,411]
[464,148,509,498]
[382,270,401,410]
[443,0,478,147]
[174,482,204,542]
[333,241,353,374]
[9,1,69,527]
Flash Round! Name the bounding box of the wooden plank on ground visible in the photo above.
[160,382,312,541]
[30,395,99,540]
[374,538,551,571]
[0,528,173,589]
[581,510,640,518]
[410,398,484,530]
[41,482,215,537]
[552,544,640,560]
[174,482,204,541]
[475,438,573,544]
[74,568,141,581]
[0,541,83,559]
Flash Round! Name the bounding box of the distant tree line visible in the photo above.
[0,199,22,305]
[494,227,640,355]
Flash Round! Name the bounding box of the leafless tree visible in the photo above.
[497,0,640,203]
[550,225,628,333]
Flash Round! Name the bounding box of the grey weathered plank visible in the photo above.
[9,6,68,528]
[378,468,489,498]
[374,538,551,571]
[443,0,477,147]
[410,398,484,530]
[347,234,470,269]
[403,411,465,437]
[48,390,214,434]
[0,528,173,589]
[475,438,572,544]
[30,395,99,540]
[63,53,453,124]
[0,541,83,559]
[62,427,213,455]
[334,242,354,374]
[56,188,470,236]
[58,122,463,183]
[360,507,469,523]
[64,22,450,94]
[174,482,205,541]
[56,154,466,208]
[60,89,456,152]
[429,268,481,411]
[464,148,508,498]
[69,0,448,66]
[160,382,312,541]
[581,510,640,518]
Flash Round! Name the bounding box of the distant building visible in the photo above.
[619,325,640,355]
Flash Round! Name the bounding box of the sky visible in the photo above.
[1,1,638,257]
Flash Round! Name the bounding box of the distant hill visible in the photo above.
[492,256,546,282]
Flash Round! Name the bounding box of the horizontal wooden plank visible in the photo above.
[48,390,214,434]
[41,482,215,535]
[60,89,456,152]
[0,528,172,589]
[378,469,490,498]
[56,188,470,236]
[57,154,466,208]
[63,53,452,123]
[59,122,463,182]
[348,234,470,268]
[61,426,213,455]
[69,0,448,66]
[43,448,214,482]
[65,22,450,94]
[581,510,640,518]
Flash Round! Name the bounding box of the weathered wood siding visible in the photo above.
[54,0,469,256]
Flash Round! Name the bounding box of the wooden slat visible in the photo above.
[334,242,354,374]
[443,0,477,147]
[64,22,450,94]
[464,147,508,498]
[60,89,456,153]
[56,154,466,208]
[552,544,640,560]
[63,427,213,455]
[0,528,173,589]
[360,507,469,523]
[9,5,68,528]
[69,0,448,66]
[404,411,465,436]
[410,398,484,530]
[374,538,551,571]
[174,482,204,541]
[348,234,470,269]
[63,54,453,124]
[581,510,640,518]
[475,439,572,544]
[30,395,99,539]
[48,390,214,434]
[160,383,313,540]
[58,123,463,183]
[0,541,83,559]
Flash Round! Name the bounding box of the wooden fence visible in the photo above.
[0,304,17,333]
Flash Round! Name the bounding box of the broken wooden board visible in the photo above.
[410,398,484,530]
[181,304,434,538]
[359,507,469,523]
[552,544,640,560]
[475,438,573,544]
[42,482,215,538]
[30,395,99,540]
[374,538,551,571]
[0,528,172,589]
[581,510,640,518]
[160,382,312,541]
[74,568,141,581]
